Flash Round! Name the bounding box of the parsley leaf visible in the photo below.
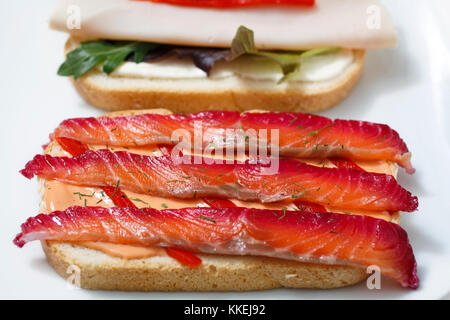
[58,41,160,79]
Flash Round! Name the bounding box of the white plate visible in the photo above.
[1,0,449,299]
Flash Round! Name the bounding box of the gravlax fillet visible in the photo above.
[20,150,418,212]
[13,206,419,288]
[51,111,415,173]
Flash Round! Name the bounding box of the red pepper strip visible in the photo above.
[101,186,136,207]
[56,137,202,266]
[165,247,203,267]
[329,158,365,171]
[55,137,89,156]
[135,0,315,8]
[56,138,137,207]
[294,200,327,213]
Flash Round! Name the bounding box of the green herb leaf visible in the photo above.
[58,41,160,79]
[230,26,340,84]
[199,216,217,224]
[231,26,302,84]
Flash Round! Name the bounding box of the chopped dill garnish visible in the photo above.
[329,230,338,234]
[307,123,336,137]
[199,216,216,224]
[278,208,287,220]
[290,183,306,197]
[130,198,149,205]
[289,116,298,125]
[96,199,103,204]
[73,192,94,200]
[127,170,148,178]
[161,203,168,209]
[111,179,120,198]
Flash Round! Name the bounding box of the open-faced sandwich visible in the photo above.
[15,109,419,290]
[50,0,397,112]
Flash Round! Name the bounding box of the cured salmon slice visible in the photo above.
[20,150,418,212]
[13,206,419,288]
[51,111,415,174]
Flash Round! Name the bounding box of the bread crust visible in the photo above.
[65,38,365,113]
[41,108,369,291]
[43,242,367,291]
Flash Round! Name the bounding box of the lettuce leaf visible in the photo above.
[231,26,339,83]
[58,26,339,83]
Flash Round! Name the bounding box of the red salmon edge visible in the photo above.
[253,157,419,212]
[53,110,241,136]
[52,111,415,173]
[19,151,419,212]
[241,112,414,171]
[20,154,44,179]
[243,208,419,289]
[13,206,419,288]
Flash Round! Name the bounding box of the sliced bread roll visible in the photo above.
[65,38,366,113]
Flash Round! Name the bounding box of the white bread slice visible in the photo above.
[39,109,370,291]
[65,38,366,113]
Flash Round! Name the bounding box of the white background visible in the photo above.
[1,0,450,299]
